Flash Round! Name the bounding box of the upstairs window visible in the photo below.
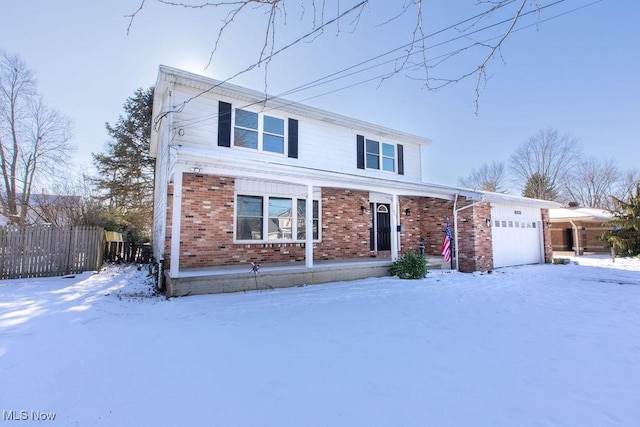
[234,109,259,149]
[263,116,285,154]
[365,139,396,172]
[234,108,285,154]
[218,101,298,158]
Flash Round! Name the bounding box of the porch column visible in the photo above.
[305,184,314,268]
[169,170,183,277]
[391,193,399,261]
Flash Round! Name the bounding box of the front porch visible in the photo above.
[163,255,450,296]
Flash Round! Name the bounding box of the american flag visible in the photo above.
[441,218,452,262]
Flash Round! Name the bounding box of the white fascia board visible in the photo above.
[157,65,432,147]
[175,146,457,200]
[150,71,174,158]
[549,207,613,222]
[480,191,561,209]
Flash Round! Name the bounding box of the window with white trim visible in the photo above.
[236,195,264,240]
[235,195,320,242]
[297,199,319,240]
[234,108,285,154]
[365,139,396,172]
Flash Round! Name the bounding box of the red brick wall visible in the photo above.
[397,196,495,271]
[172,175,377,268]
[177,174,309,268]
[164,183,173,266]
[167,174,507,271]
[398,196,424,254]
[397,196,458,256]
[541,209,553,261]
[316,188,372,259]
[550,219,612,253]
[456,201,493,272]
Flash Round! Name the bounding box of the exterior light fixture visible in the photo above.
[486,218,492,226]
[361,206,367,215]
[405,208,411,216]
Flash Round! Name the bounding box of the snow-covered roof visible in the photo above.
[478,191,561,209]
[549,207,613,222]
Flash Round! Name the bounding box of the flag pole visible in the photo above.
[450,230,455,270]
[441,217,453,270]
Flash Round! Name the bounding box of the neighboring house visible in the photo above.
[150,65,558,296]
[549,207,614,255]
[0,192,82,226]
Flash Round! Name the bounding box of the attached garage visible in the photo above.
[490,203,545,268]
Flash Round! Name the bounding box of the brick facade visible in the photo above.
[549,218,612,254]
[164,183,173,266]
[398,196,454,256]
[541,209,553,262]
[165,173,548,272]
[318,188,372,259]
[171,174,378,268]
[456,201,493,272]
[397,197,494,271]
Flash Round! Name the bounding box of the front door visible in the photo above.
[369,203,391,251]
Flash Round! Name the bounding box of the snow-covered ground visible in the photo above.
[1,255,639,426]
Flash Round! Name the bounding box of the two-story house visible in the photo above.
[150,66,558,296]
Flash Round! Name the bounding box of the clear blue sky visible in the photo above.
[2,0,638,192]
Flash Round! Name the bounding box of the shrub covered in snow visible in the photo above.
[389,250,427,279]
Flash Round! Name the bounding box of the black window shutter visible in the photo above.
[218,101,232,147]
[288,118,298,159]
[357,135,365,169]
[397,144,404,175]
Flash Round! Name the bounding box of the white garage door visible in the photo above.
[491,204,544,268]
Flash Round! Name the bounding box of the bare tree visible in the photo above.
[616,168,640,202]
[27,169,101,226]
[458,161,507,193]
[510,127,582,201]
[127,0,543,111]
[561,157,620,210]
[0,51,74,224]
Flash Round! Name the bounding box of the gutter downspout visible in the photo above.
[453,194,458,270]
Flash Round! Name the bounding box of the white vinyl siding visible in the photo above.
[170,87,218,148]
[168,85,424,182]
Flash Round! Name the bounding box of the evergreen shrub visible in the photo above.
[389,250,428,279]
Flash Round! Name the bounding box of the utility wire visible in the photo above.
[171,0,523,129]
[154,0,368,128]
[171,0,601,130]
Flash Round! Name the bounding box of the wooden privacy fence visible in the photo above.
[104,231,151,263]
[0,225,104,280]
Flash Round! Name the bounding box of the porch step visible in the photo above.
[424,255,451,270]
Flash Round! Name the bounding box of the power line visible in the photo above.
[171,0,601,131]
[171,0,523,129]
[154,0,368,128]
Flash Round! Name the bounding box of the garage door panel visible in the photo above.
[491,204,543,268]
